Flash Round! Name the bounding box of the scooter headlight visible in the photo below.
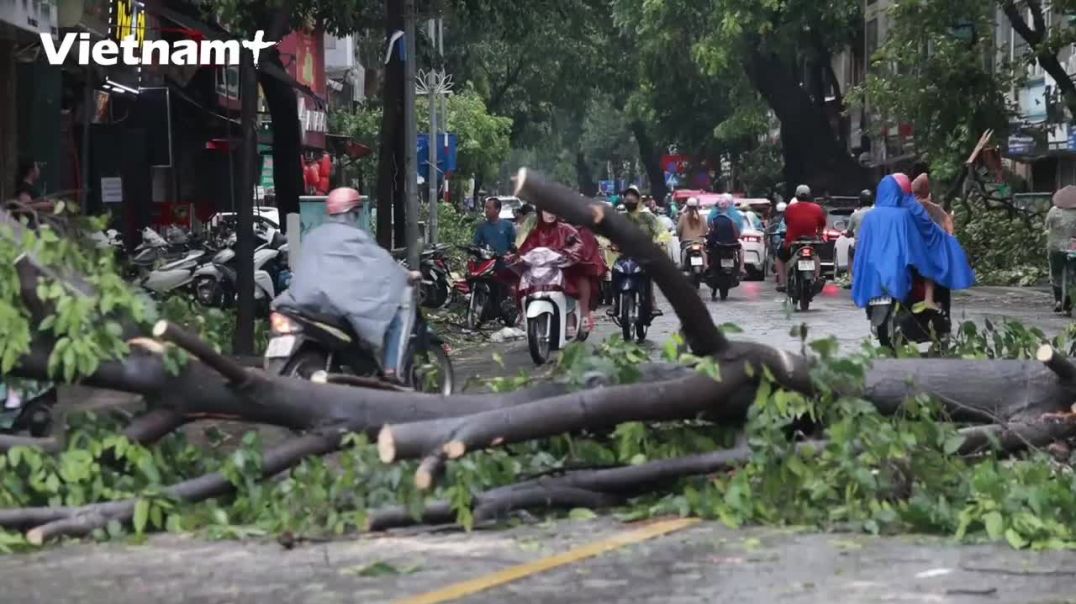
[269,312,300,335]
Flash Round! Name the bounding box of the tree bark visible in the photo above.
[376,0,407,249]
[631,121,667,202]
[742,43,868,196]
[259,54,304,222]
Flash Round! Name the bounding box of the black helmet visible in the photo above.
[858,189,872,206]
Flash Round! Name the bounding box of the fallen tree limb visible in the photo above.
[514,169,727,356]
[13,431,341,543]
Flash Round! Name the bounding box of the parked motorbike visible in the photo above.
[417,244,453,309]
[706,242,742,301]
[138,247,211,297]
[517,247,584,365]
[610,256,654,342]
[681,240,706,289]
[457,245,518,330]
[193,232,289,314]
[786,239,823,311]
[264,304,454,395]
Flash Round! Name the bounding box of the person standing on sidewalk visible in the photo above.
[1047,186,1076,313]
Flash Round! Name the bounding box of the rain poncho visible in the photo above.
[518,217,605,305]
[851,175,975,308]
[274,217,409,347]
[708,204,745,232]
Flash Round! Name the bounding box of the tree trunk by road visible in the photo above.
[742,43,868,196]
[631,121,667,202]
[376,0,406,249]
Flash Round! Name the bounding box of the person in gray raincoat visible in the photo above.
[273,187,415,380]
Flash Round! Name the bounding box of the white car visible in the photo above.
[828,208,855,274]
[739,212,767,280]
[495,196,523,221]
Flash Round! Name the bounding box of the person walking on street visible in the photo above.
[1047,186,1076,313]
[846,189,874,285]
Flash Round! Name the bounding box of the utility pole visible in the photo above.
[403,0,420,270]
[426,18,439,244]
[233,49,258,354]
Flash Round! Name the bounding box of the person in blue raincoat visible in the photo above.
[708,194,745,232]
[852,174,975,310]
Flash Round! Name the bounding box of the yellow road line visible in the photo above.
[394,517,701,604]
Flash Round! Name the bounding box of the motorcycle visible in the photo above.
[0,383,56,438]
[786,239,823,311]
[517,247,584,365]
[264,303,454,395]
[681,240,706,289]
[610,256,654,342]
[868,278,951,349]
[417,244,453,309]
[138,247,210,297]
[706,242,742,301]
[193,232,290,314]
[457,245,518,329]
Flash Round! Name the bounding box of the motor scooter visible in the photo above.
[681,240,706,289]
[868,277,951,349]
[706,242,741,301]
[517,247,583,365]
[610,256,653,342]
[786,239,823,311]
[457,245,517,329]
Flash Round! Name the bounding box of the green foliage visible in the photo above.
[954,206,1048,286]
[856,0,1018,182]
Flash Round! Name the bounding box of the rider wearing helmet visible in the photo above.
[275,188,418,382]
[707,196,746,273]
[846,189,874,286]
[776,184,826,292]
[677,197,709,269]
[708,193,745,231]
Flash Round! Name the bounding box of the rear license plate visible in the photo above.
[869,296,893,306]
[797,260,814,271]
[720,259,735,268]
[690,256,704,266]
[265,335,296,358]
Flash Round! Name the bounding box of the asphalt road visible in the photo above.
[11,282,1076,603]
[453,279,1074,385]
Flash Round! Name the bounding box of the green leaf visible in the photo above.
[1004,528,1028,549]
[568,508,597,521]
[133,499,149,535]
[983,511,1004,540]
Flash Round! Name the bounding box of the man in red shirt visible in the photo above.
[776,184,826,291]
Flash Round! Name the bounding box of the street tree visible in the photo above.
[1001,0,1076,122]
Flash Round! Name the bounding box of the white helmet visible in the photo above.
[686,197,699,207]
[794,184,812,200]
[776,201,787,212]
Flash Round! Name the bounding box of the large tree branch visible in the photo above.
[514,169,728,356]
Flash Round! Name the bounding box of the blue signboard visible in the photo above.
[417,133,458,176]
[598,180,615,195]
[1068,126,1076,151]
[1008,135,1035,156]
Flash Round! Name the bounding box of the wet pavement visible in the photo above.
[4,518,1076,603]
[13,282,1076,603]
[453,280,1074,384]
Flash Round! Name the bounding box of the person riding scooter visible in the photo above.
[776,185,826,293]
[273,187,420,383]
[706,197,745,273]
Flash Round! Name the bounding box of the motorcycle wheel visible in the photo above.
[620,294,636,342]
[411,344,455,395]
[528,314,554,365]
[194,277,218,306]
[467,287,487,330]
[282,350,328,380]
[799,279,811,312]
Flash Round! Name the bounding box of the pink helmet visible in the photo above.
[326,187,362,215]
[892,173,912,194]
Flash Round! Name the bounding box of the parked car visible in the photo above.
[740,211,767,280]
[495,196,523,222]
